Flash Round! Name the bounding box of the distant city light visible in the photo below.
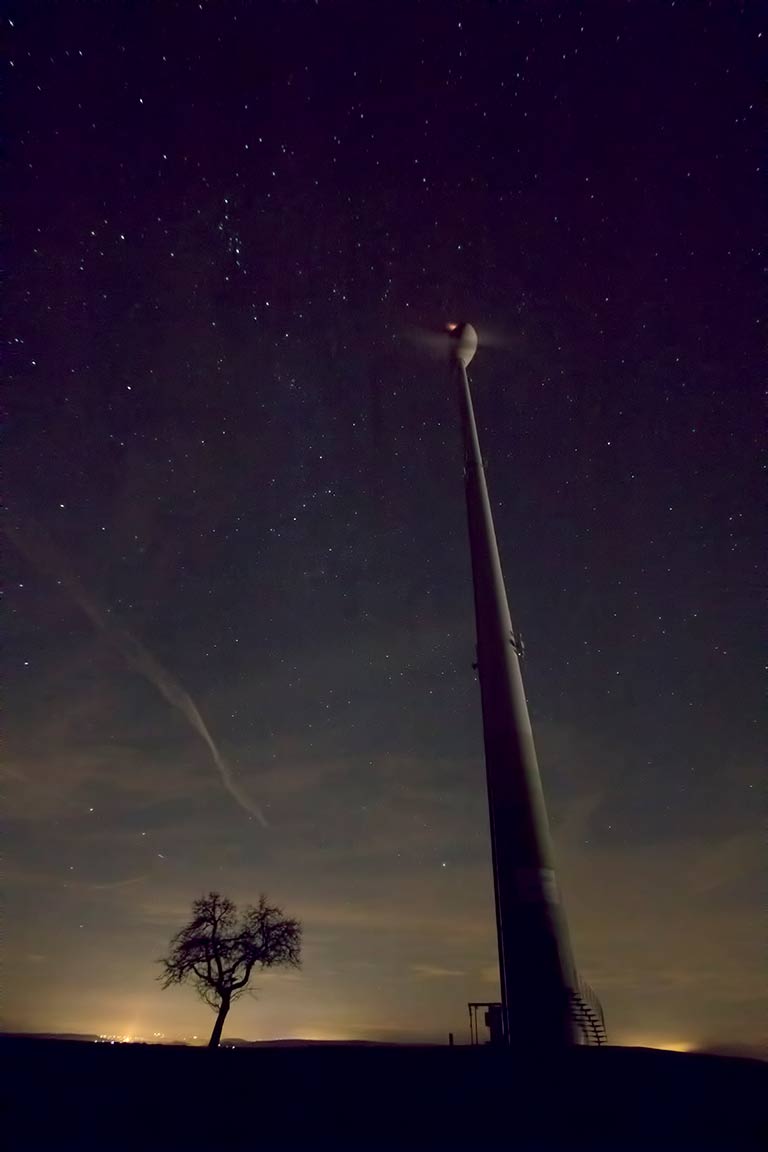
[96,1033,148,1044]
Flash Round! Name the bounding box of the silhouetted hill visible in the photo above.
[1,1031,100,1044]
[0,1031,412,1048]
[3,1036,765,1150]
[226,1036,411,1048]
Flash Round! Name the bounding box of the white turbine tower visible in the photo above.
[448,321,582,1048]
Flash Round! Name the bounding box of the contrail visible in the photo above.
[5,516,267,827]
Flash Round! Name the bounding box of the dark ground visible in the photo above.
[3,1037,766,1150]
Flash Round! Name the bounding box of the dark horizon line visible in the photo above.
[1,1030,765,1063]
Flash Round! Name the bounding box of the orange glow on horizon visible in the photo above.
[622,1036,695,1053]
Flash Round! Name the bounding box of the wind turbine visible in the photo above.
[448,321,581,1048]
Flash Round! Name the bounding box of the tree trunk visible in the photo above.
[208,994,231,1049]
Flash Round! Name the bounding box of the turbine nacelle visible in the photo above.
[446,321,478,367]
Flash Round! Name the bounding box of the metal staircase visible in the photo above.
[569,981,608,1046]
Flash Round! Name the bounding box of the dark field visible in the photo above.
[4,1037,765,1150]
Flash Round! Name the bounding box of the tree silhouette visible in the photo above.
[158,891,302,1048]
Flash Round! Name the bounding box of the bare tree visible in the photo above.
[158,891,302,1048]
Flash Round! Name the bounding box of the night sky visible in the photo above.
[6,3,764,1053]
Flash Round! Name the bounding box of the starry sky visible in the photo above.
[5,2,764,1053]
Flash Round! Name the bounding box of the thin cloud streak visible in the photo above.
[5,516,267,827]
